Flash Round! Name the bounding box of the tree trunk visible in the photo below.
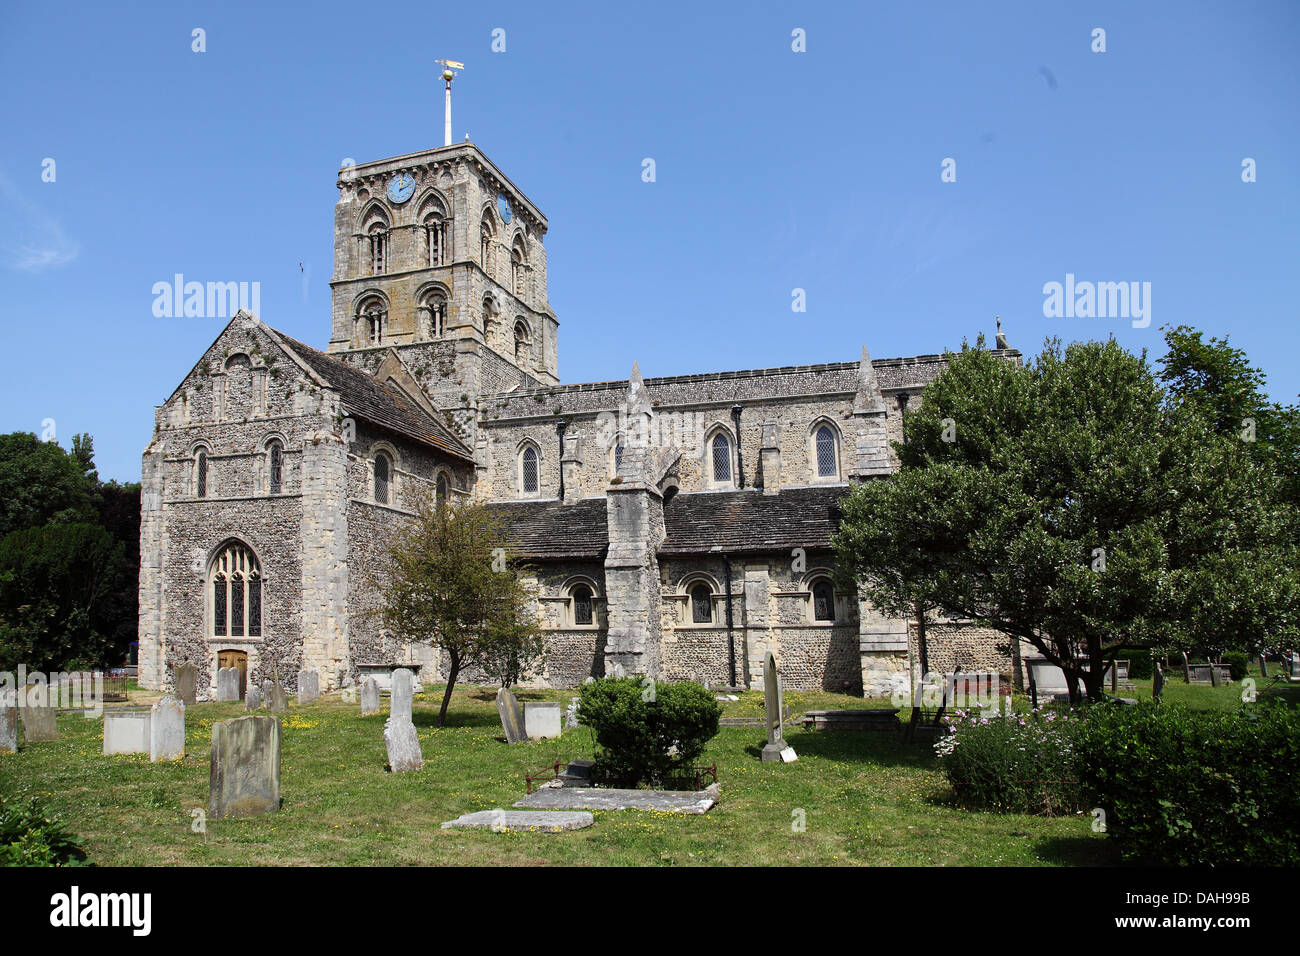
[438,653,461,728]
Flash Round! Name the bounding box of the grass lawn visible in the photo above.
[0,682,1125,867]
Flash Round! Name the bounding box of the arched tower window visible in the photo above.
[267,440,283,495]
[195,448,209,498]
[520,444,539,495]
[480,221,494,273]
[421,291,447,339]
[514,321,529,368]
[815,424,839,479]
[358,297,387,346]
[374,452,392,505]
[210,541,262,639]
[511,239,526,298]
[368,223,388,275]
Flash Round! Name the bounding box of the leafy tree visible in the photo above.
[373,497,543,726]
[834,337,1300,703]
[0,433,97,538]
[0,523,126,671]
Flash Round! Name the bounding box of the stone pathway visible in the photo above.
[440,810,594,832]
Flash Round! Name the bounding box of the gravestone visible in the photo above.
[173,662,198,705]
[216,667,240,702]
[390,668,413,720]
[18,685,58,742]
[103,711,151,754]
[1259,656,1268,678]
[297,668,319,705]
[1153,662,1165,702]
[383,716,423,772]
[0,694,18,753]
[265,678,288,714]
[149,697,185,761]
[209,715,281,819]
[359,678,380,716]
[760,652,797,763]
[524,702,562,740]
[564,696,580,728]
[244,685,262,711]
[496,687,526,744]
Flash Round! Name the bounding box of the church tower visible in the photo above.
[328,142,560,428]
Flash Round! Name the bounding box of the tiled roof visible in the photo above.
[487,498,610,559]
[660,486,848,554]
[276,333,473,461]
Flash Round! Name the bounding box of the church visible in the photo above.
[136,137,1020,700]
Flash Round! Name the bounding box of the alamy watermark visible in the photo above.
[1,665,105,716]
[152,273,261,318]
[1042,273,1151,328]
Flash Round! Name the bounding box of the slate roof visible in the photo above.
[487,498,610,559]
[659,486,849,554]
[276,333,473,462]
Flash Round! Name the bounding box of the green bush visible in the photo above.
[0,796,89,867]
[577,676,721,787]
[1222,652,1249,681]
[1121,654,1154,680]
[1075,702,1300,865]
[935,708,1086,814]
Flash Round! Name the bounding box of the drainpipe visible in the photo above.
[730,404,745,489]
[555,419,567,501]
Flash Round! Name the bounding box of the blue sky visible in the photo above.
[2,0,1296,482]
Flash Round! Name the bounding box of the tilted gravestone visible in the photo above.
[297,669,319,706]
[265,677,288,714]
[359,678,381,716]
[150,697,185,761]
[496,687,526,744]
[209,715,281,819]
[760,652,797,763]
[103,710,152,755]
[173,662,198,705]
[216,667,240,702]
[18,684,58,742]
[524,702,562,739]
[0,694,18,753]
[384,716,423,772]
[390,668,414,720]
[244,685,262,711]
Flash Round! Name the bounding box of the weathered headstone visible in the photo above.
[173,662,198,705]
[103,710,151,754]
[149,697,185,761]
[244,685,262,711]
[390,668,413,720]
[496,687,526,744]
[383,716,423,772]
[216,667,240,702]
[209,715,281,819]
[524,701,562,740]
[359,678,380,716]
[0,693,18,753]
[760,652,796,763]
[1152,662,1165,702]
[18,684,58,742]
[297,668,319,705]
[265,678,288,714]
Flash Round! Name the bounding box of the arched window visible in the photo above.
[358,298,387,346]
[424,213,446,266]
[195,449,209,498]
[812,578,836,621]
[613,440,625,476]
[572,585,593,626]
[511,242,525,297]
[815,424,838,478]
[210,541,262,638]
[482,295,498,345]
[480,221,493,272]
[690,583,714,624]
[711,432,732,483]
[435,472,449,505]
[267,440,283,495]
[374,452,392,505]
[520,445,539,495]
[422,292,447,339]
[514,321,529,367]
[369,223,388,274]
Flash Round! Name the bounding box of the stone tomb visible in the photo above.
[150,696,185,761]
[0,693,18,753]
[524,702,562,740]
[103,710,152,755]
[359,678,380,716]
[18,684,58,743]
[760,652,797,763]
[496,687,526,744]
[383,716,423,772]
[172,662,198,705]
[390,668,414,720]
[209,715,281,819]
[441,810,594,832]
[297,668,319,705]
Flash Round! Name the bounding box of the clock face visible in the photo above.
[387,172,416,204]
[497,192,512,224]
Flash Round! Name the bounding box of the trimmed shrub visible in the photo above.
[577,677,721,787]
[1222,652,1249,681]
[936,708,1086,815]
[0,797,89,867]
[1075,702,1300,865]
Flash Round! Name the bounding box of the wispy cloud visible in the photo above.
[0,170,79,272]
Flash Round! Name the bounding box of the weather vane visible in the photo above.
[435,59,464,146]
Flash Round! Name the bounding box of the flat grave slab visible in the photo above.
[440,810,594,832]
[513,784,718,814]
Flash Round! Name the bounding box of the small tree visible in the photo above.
[374,497,543,726]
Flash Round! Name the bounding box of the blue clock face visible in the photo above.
[497,193,512,224]
[387,173,416,204]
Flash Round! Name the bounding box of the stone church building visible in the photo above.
[137,140,1020,699]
